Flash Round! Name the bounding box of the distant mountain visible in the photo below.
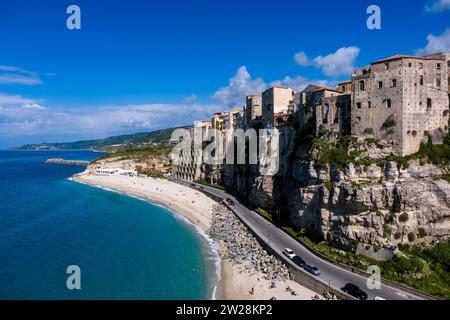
[17,126,191,151]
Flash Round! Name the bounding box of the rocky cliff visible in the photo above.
[225,132,450,250]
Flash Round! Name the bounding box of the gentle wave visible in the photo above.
[72,180,221,300]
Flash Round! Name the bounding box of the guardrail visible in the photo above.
[173,178,443,301]
[291,235,441,300]
[171,178,356,300]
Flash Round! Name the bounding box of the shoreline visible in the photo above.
[71,173,318,300]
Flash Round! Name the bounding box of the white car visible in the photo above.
[283,248,296,259]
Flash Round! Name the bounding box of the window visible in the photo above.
[427,98,432,109]
[437,76,441,87]
[385,63,389,70]
[420,76,424,85]
[359,80,365,91]
[378,81,383,89]
[368,101,372,109]
[341,85,346,92]
[437,63,441,70]
[357,102,362,109]
[419,63,423,69]
[408,62,412,67]
[391,79,397,87]
[357,116,361,122]
[386,99,392,108]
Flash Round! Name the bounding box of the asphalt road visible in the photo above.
[176,179,426,301]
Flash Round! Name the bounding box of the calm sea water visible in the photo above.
[0,150,218,300]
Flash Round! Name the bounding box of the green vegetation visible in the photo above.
[399,212,409,223]
[383,224,392,238]
[17,126,190,150]
[195,179,226,191]
[381,116,397,131]
[252,204,450,298]
[363,128,374,135]
[255,208,274,222]
[93,144,173,162]
[283,225,450,299]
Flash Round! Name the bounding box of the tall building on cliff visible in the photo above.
[351,54,449,156]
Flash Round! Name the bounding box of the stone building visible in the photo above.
[337,80,352,94]
[352,54,450,156]
[262,86,294,128]
[243,94,262,129]
[298,85,345,134]
[316,94,352,135]
[172,120,211,181]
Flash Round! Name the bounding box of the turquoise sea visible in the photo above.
[0,150,218,299]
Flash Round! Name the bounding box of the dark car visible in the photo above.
[226,198,235,206]
[341,283,368,300]
[292,256,306,268]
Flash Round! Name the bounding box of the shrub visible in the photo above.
[363,128,374,135]
[418,228,427,238]
[381,116,397,130]
[383,224,392,238]
[394,232,402,240]
[408,232,416,242]
[424,241,450,271]
[384,213,395,224]
[399,212,409,223]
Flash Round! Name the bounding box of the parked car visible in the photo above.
[341,283,368,300]
[292,255,306,268]
[282,248,296,260]
[305,264,320,276]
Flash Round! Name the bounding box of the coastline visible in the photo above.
[71,173,318,300]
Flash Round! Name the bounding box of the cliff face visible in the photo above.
[287,162,450,248]
[226,133,450,249]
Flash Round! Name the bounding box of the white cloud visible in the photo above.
[21,103,47,111]
[0,93,40,105]
[0,100,223,138]
[293,47,360,76]
[0,65,42,86]
[212,65,330,106]
[212,66,266,107]
[294,52,312,66]
[425,0,450,13]
[416,28,450,55]
[270,76,329,91]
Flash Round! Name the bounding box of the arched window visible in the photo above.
[359,80,365,91]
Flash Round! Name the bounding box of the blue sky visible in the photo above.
[0,0,449,148]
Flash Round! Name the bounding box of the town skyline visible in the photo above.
[1,0,449,148]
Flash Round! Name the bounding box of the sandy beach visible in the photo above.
[71,172,319,300]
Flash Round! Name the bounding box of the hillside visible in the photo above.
[17,126,191,151]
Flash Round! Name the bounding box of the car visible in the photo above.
[341,283,368,300]
[225,198,235,206]
[282,248,296,260]
[291,255,306,268]
[305,264,320,276]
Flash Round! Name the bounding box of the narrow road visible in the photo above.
[175,179,426,301]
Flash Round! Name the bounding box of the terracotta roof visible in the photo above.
[372,54,444,64]
[270,85,290,89]
[338,80,352,85]
[313,86,344,94]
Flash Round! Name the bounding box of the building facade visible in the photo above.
[352,54,449,156]
[262,86,294,128]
